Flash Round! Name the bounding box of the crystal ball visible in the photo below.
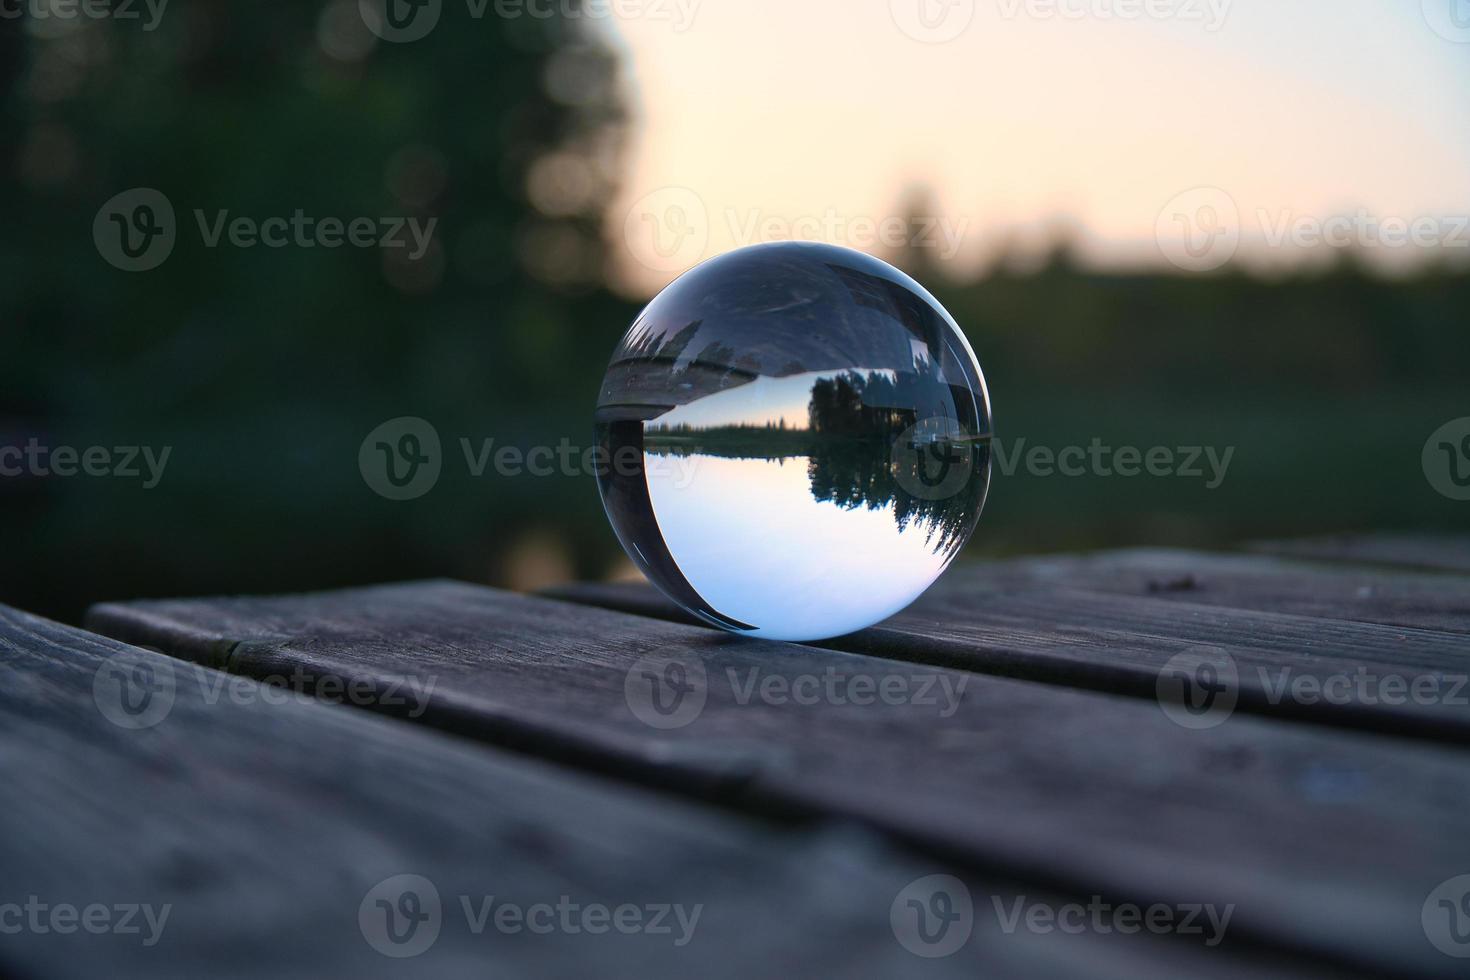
[596,242,992,642]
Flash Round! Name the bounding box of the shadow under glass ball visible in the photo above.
[596,242,992,642]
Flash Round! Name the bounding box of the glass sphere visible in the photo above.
[596,242,991,642]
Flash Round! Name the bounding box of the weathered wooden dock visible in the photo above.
[2,533,1468,977]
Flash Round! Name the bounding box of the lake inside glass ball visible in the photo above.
[596,242,992,642]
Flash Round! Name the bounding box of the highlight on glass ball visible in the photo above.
[596,242,992,642]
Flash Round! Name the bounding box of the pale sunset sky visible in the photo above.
[594,0,1470,293]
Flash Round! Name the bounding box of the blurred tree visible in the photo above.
[0,1,637,620]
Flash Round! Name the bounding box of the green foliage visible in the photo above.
[1,4,631,618]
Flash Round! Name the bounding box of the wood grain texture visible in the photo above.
[1,604,1220,980]
[1252,534,1470,574]
[87,582,1470,978]
[943,548,1470,635]
[548,554,1470,744]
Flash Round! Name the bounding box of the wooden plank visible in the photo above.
[548,565,1470,745]
[1252,534,1470,574]
[87,582,1470,978]
[939,548,1470,635]
[0,605,1220,980]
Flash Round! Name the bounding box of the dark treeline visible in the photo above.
[809,371,916,436]
[647,368,967,445]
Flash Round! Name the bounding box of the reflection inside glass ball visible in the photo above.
[596,242,991,642]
